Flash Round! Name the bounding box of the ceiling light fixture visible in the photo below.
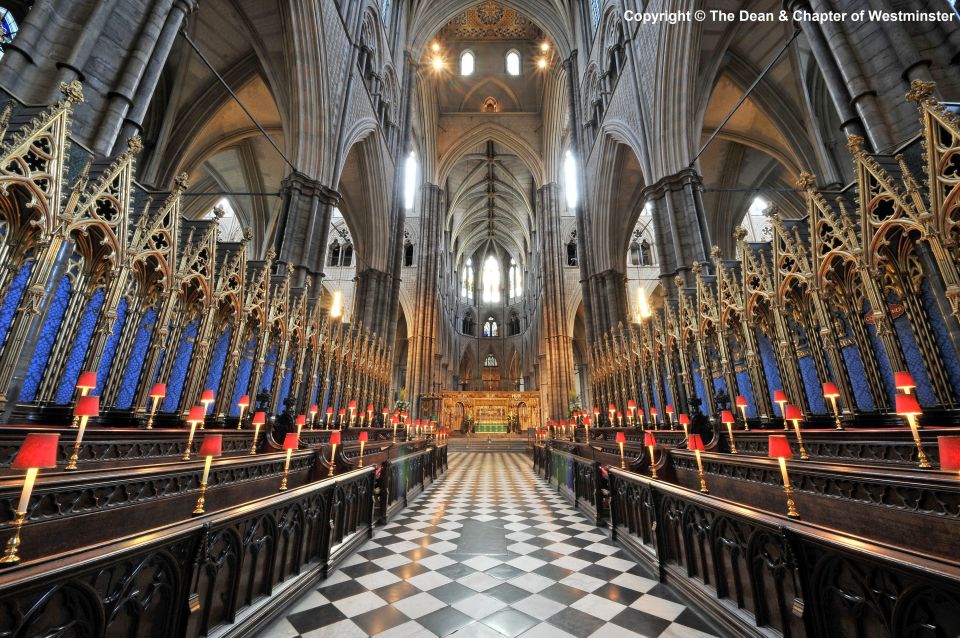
[433,56,445,71]
[540,42,550,52]
[537,57,548,69]
[431,42,441,53]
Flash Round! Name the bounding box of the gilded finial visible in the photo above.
[0,101,13,140]
[127,135,143,154]
[674,275,684,288]
[733,226,748,242]
[691,261,702,275]
[846,134,865,156]
[60,80,84,104]
[906,79,936,106]
[212,204,226,220]
[266,247,277,261]
[796,171,816,190]
[242,227,253,242]
[710,245,722,259]
[174,172,190,191]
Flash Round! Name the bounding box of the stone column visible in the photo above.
[405,184,443,418]
[537,183,576,420]
[646,169,712,293]
[273,172,340,291]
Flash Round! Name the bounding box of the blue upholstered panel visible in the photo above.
[757,332,783,408]
[116,308,156,409]
[277,357,294,408]
[20,274,69,402]
[204,327,232,411]
[735,370,756,417]
[95,298,128,395]
[55,289,105,404]
[798,356,826,413]
[841,345,874,411]
[0,263,31,347]
[229,337,256,416]
[162,320,198,412]
[894,313,936,406]
[920,279,960,398]
[258,345,277,395]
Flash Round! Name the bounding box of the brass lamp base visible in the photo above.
[193,483,207,515]
[784,487,800,518]
[0,512,26,565]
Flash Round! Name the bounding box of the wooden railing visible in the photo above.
[606,466,960,638]
[0,465,377,638]
[541,446,605,525]
[378,445,447,522]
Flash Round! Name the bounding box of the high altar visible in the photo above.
[441,391,541,434]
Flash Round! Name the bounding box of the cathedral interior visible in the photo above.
[0,0,957,636]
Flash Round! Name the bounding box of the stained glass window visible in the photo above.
[482,255,500,303]
[404,152,418,209]
[461,259,474,300]
[590,0,601,28]
[564,150,579,209]
[0,8,18,59]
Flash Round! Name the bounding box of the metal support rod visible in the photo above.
[690,28,801,167]
[178,29,298,172]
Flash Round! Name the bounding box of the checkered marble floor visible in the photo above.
[262,452,721,638]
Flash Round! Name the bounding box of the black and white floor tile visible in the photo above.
[262,452,720,638]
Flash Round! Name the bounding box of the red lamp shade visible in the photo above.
[326,407,334,415]
[679,414,690,425]
[329,431,341,445]
[348,400,357,410]
[644,432,657,447]
[295,415,306,426]
[311,405,320,413]
[721,410,734,424]
[391,416,398,424]
[666,405,674,414]
[688,433,705,451]
[358,431,369,442]
[74,395,100,417]
[773,390,788,404]
[768,435,793,459]
[735,395,748,408]
[11,433,60,469]
[200,389,215,403]
[238,394,250,408]
[366,404,374,412]
[628,400,637,409]
[150,383,167,399]
[650,407,658,416]
[822,382,840,398]
[252,411,266,426]
[938,436,960,471]
[76,371,97,390]
[338,409,346,417]
[382,408,388,416]
[894,371,916,390]
[615,432,626,444]
[608,404,616,412]
[617,411,623,418]
[187,406,205,423]
[282,433,299,450]
[784,404,802,422]
[584,416,591,425]
[198,434,223,457]
[560,419,567,428]
[593,407,600,415]
[896,393,922,416]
